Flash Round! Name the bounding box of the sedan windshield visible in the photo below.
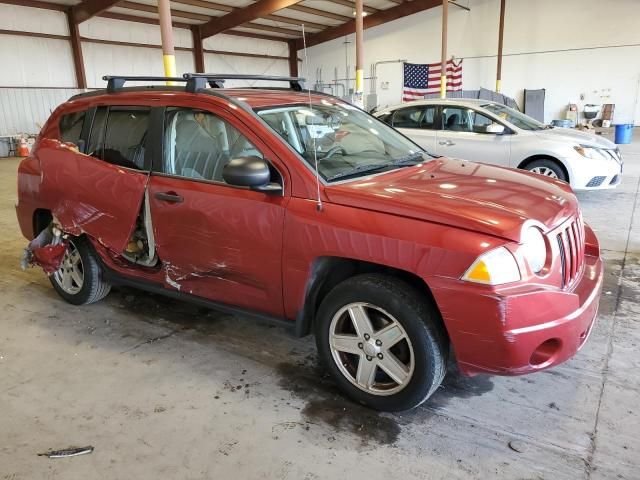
[481,103,549,131]
[256,101,429,182]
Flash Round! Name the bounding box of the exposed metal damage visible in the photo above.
[21,220,68,274]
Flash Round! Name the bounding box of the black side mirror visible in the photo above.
[222,156,282,193]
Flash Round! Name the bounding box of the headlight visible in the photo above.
[521,227,547,273]
[462,247,520,285]
[574,145,607,160]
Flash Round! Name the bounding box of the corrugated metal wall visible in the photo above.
[0,88,84,136]
[0,5,294,140]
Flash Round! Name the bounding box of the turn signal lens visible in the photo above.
[462,247,521,285]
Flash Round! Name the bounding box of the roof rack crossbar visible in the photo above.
[102,75,189,93]
[183,73,306,93]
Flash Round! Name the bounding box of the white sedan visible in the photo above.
[374,99,623,190]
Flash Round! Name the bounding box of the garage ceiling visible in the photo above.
[4,0,442,46]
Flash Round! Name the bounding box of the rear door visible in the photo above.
[147,104,288,317]
[436,106,510,165]
[390,105,439,153]
[39,106,151,252]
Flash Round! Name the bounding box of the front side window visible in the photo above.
[442,107,499,133]
[163,108,264,183]
[59,110,86,144]
[87,107,150,170]
[257,101,428,182]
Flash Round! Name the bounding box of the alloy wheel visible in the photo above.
[329,302,415,396]
[530,166,559,179]
[53,241,84,295]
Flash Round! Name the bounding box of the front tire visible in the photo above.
[525,158,567,182]
[315,274,448,411]
[50,237,111,305]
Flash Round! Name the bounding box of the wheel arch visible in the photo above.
[517,154,570,183]
[32,208,53,238]
[294,256,448,342]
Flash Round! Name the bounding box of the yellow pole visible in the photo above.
[354,0,364,107]
[158,0,176,85]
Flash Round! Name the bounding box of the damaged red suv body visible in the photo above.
[16,75,603,411]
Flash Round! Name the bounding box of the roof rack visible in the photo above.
[102,75,225,93]
[183,73,305,93]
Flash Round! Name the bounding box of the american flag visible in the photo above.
[403,59,463,102]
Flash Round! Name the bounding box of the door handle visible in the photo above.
[439,141,456,146]
[154,191,184,203]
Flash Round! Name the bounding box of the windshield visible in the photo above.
[256,101,429,182]
[481,103,548,131]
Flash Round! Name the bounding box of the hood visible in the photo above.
[325,158,578,242]
[535,127,616,149]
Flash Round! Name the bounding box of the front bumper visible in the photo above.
[429,243,603,376]
[566,153,623,190]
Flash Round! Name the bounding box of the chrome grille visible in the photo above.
[556,216,586,288]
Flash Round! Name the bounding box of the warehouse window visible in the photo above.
[88,107,150,170]
[59,111,86,145]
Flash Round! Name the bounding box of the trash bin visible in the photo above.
[614,124,633,144]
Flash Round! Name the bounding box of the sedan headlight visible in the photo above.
[574,145,608,160]
[521,227,547,273]
[462,247,520,285]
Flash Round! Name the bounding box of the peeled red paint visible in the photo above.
[30,242,69,274]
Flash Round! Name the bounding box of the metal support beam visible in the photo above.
[199,0,302,39]
[66,11,87,88]
[296,0,440,49]
[192,26,205,73]
[158,0,177,84]
[70,0,121,23]
[354,0,364,106]
[287,40,298,76]
[496,0,505,92]
[440,0,448,99]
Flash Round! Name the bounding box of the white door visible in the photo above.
[391,105,439,154]
[437,106,511,166]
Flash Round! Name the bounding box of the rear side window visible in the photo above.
[392,107,424,128]
[88,107,150,170]
[59,111,86,144]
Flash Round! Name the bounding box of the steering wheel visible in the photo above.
[322,145,347,159]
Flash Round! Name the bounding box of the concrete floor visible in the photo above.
[1,133,639,479]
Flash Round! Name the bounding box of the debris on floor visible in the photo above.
[508,440,526,453]
[21,223,68,274]
[37,445,94,458]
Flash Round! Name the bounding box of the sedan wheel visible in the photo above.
[52,241,84,294]
[329,302,415,396]
[530,166,559,179]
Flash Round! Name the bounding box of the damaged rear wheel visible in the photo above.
[50,237,111,305]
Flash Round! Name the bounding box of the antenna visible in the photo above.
[301,23,323,212]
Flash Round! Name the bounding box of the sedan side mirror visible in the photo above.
[222,156,282,193]
[486,123,506,134]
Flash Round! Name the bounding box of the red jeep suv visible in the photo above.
[16,74,603,411]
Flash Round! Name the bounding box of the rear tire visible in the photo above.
[524,158,567,182]
[315,274,448,412]
[50,236,111,305]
